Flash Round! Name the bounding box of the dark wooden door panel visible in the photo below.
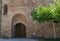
[14,23,26,38]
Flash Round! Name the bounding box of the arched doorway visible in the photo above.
[14,23,26,38]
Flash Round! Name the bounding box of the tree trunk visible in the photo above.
[53,22,56,38]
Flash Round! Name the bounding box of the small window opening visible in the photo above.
[3,4,8,15]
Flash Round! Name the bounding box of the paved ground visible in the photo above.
[0,38,39,41]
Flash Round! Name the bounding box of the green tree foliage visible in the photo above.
[50,0,60,22]
[31,0,60,23]
[31,5,53,23]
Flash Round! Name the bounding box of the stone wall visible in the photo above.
[0,0,1,28]
[1,0,60,38]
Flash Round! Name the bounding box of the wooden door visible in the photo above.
[14,23,26,38]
